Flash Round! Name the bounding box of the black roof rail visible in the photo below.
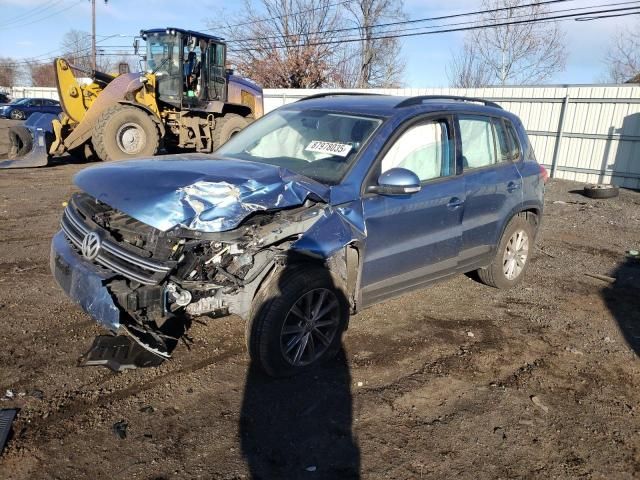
[296,92,386,102]
[395,95,503,110]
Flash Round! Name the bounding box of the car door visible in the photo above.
[456,114,523,271]
[360,115,465,306]
[28,99,42,114]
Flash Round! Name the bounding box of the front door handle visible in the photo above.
[507,181,522,192]
[447,197,464,209]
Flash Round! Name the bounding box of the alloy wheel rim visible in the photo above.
[116,122,146,155]
[502,229,529,280]
[280,288,340,367]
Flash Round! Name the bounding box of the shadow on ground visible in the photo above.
[239,258,360,479]
[603,256,640,356]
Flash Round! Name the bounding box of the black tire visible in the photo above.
[212,113,249,149]
[92,105,160,162]
[246,265,349,377]
[476,213,536,289]
[10,109,25,120]
[8,126,32,157]
[583,184,619,199]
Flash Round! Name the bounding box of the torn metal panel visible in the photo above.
[73,156,331,233]
[292,201,366,259]
[79,335,165,372]
[50,231,120,332]
[0,409,18,455]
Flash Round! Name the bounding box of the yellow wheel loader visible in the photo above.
[1,28,263,169]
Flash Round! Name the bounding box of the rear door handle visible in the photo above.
[507,181,521,192]
[447,197,464,209]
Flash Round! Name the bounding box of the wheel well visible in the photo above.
[520,208,540,230]
[221,103,253,118]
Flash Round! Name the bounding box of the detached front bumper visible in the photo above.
[50,230,121,332]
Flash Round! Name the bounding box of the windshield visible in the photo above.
[146,32,181,100]
[10,98,29,105]
[216,109,382,185]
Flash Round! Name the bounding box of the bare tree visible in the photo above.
[61,29,113,72]
[604,23,640,83]
[446,43,492,88]
[210,0,405,88]
[213,0,346,88]
[343,0,405,88]
[0,57,19,87]
[61,29,93,71]
[27,61,57,87]
[448,0,567,87]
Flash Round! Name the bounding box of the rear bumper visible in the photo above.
[50,230,121,332]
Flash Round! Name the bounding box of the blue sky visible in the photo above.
[0,0,636,86]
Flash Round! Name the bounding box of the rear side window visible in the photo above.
[493,119,511,162]
[459,116,497,169]
[504,121,522,161]
[381,120,453,182]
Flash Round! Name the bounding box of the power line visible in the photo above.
[227,4,640,52]
[0,0,84,30]
[0,0,61,26]
[203,0,355,31]
[227,0,576,44]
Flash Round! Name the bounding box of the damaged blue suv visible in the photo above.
[51,94,545,376]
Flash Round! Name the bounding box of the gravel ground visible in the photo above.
[0,118,639,479]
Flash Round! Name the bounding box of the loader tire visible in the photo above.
[8,126,33,158]
[212,114,249,149]
[92,105,160,162]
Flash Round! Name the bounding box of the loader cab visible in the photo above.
[142,28,228,111]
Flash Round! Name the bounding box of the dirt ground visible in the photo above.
[0,118,638,479]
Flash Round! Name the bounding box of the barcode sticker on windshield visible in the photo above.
[305,141,352,157]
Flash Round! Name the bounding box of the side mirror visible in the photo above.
[367,168,421,195]
[225,68,234,76]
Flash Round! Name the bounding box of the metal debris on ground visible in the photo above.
[584,272,616,283]
[0,409,18,454]
[112,420,128,440]
[530,395,549,413]
[78,335,165,372]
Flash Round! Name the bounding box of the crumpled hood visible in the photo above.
[74,154,330,233]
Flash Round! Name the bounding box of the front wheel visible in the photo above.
[92,105,160,161]
[476,213,536,289]
[10,110,25,120]
[246,265,349,377]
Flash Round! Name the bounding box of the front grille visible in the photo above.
[60,200,175,286]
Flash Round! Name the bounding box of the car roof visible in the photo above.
[281,93,518,122]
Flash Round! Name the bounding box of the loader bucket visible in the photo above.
[0,113,57,169]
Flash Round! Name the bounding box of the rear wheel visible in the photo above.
[476,213,535,289]
[212,113,249,149]
[246,265,348,377]
[92,105,160,161]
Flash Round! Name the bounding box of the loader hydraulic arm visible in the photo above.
[54,58,105,124]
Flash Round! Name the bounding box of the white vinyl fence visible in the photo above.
[3,84,639,188]
[265,85,640,190]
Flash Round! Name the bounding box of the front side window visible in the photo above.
[216,109,382,185]
[459,116,497,169]
[381,120,453,182]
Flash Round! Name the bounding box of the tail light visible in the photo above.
[539,164,549,184]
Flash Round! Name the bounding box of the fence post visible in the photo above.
[550,92,570,178]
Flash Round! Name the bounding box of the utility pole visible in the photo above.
[91,0,96,71]
[91,0,108,72]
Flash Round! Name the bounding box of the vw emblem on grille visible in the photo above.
[81,232,102,261]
